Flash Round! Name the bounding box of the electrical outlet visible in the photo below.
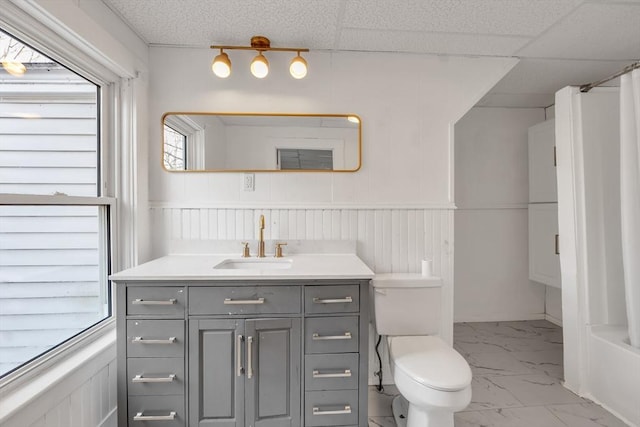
[243,173,255,191]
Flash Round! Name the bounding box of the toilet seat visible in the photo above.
[388,336,472,392]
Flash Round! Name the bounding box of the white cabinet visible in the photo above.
[529,204,561,288]
[529,119,557,203]
[528,119,561,288]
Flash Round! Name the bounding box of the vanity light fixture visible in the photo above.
[250,52,269,78]
[211,50,231,78]
[210,36,309,79]
[289,53,307,79]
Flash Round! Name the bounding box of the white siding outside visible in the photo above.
[0,66,104,375]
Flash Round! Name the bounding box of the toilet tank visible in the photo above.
[372,273,442,336]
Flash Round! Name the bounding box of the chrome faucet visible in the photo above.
[257,214,266,257]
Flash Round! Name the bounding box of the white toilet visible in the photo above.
[372,273,472,427]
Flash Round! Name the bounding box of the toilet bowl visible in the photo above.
[388,335,471,427]
[372,274,472,427]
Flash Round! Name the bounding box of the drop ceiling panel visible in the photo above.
[103,0,342,47]
[339,29,530,56]
[342,0,583,36]
[517,2,640,60]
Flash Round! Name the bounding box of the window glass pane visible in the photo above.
[164,124,186,170]
[0,205,109,377]
[0,31,99,197]
[277,148,333,170]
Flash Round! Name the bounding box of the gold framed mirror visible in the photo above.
[162,112,361,172]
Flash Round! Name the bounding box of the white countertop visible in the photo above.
[110,253,374,281]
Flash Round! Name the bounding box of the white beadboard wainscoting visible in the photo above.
[0,328,116,427]
[149,204,455,385]
[149,206,453,275]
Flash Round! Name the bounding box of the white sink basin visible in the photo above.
[214,258,293,270]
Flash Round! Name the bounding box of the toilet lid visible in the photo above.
[389,336,472,392]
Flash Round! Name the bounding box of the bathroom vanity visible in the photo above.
[111,253,373,427]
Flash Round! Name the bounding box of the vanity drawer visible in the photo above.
[127,286,185,317]
[305,353,359,391]
[304,390,359,427]
[305,285,360,314]
[305,316,359,354]
[128,395,185,427]
[127,358,184,396]
[189,286,301,315]
[127,320,185,358]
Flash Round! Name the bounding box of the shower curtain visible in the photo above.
[620,68,640,348]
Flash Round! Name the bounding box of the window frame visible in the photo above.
[0,10,130,391]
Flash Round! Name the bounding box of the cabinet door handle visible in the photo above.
[132,298,176,305]
[247,336,254,379]
[132,374,176,383]
[312,332,352,340]
[236,334,244,377]
[555,234,560,255]
[312,405,351,415]
[224,298,265,305]
[133,411,176,421]
[132,336,176,344]
[312,369,352,378]
[312,296,353,304]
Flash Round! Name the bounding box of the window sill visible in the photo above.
[0,319,116,424]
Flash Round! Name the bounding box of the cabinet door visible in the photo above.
[529,119,557,203]
[189,319,244,427]
[529,203,561,288]
[245,318,301,427]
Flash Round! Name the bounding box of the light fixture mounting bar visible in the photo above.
[210,45,309,53]
[211,36,308,53]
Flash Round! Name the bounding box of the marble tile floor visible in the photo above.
[368,320,629,427]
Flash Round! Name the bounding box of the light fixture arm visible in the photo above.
[210,36,308,53]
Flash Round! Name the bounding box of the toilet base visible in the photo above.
[391,395,409,427]
[392,394,455,427]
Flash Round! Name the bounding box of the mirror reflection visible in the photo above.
[162,113,361,172]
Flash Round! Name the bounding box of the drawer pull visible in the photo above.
[132,337,176,345]
[132,298,176,305]
[312,369,352,378]
[312,332,352,341]
[223,298,265,305]
[313,296,353,304]
[132,374,176,383]
[312,405,352,416]
[133,411,176,421]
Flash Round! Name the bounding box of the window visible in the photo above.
[277,148,334,170]
[0,29,112,377]
[163,124,186,170]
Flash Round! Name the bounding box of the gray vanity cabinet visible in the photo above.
[188,317,301,427]
[116,279,369,427]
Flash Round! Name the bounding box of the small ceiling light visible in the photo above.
[2,60,26,77]
[210,36,309,80]
[212,50,231,78]
[250,52,269,79]
[289,53,307,79]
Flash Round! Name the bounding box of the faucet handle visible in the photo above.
[241,242,251,258]
[274,242,287,258]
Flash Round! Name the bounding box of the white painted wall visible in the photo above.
[148,47,516,207]
[454,107,547,322]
